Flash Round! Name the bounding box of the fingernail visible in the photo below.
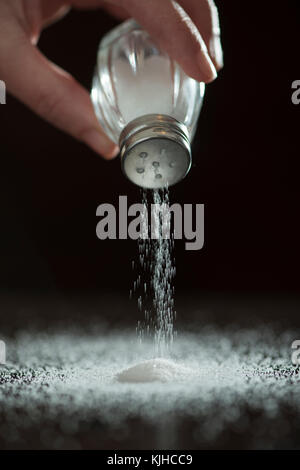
[84,129,118,159]
[209,35,224,70]
[197,49,218,83]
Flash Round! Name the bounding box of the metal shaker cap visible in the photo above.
[119,114,191,189]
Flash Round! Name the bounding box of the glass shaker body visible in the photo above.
[91,19,205,189]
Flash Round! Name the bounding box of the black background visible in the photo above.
[0,0,299,325]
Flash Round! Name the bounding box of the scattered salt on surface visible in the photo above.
[1,326,300,448]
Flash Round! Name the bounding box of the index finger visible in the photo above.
[177,0,223,70]
[71,0,217,82]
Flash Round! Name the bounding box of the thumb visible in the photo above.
[1,34,118,159]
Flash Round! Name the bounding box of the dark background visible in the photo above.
[0,0,300,327]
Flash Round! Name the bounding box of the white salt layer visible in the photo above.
[1,328,300,448]
[116,358,192,383]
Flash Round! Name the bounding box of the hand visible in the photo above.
[0,0,223,158]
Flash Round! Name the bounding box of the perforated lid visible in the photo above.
[119,115,192,189]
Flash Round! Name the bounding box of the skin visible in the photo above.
[0,0,223,158]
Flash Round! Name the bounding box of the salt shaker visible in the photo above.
[91,19,205,189]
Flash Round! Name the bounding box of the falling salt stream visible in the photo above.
[138,188,176,352]
[153,192,175,355]
[121,188,184,383]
